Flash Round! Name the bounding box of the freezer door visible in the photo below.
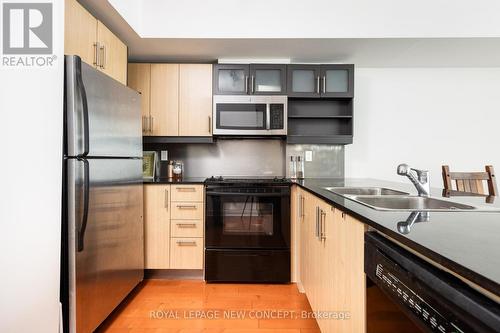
[66,55,142,158]
[67,158,144,333]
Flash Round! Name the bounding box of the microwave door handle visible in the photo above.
[266,104,271,130]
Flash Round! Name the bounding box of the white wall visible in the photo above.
[110,0,500,38]
[0,1,64,332]
[346,68,500,185]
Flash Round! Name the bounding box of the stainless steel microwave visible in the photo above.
[213,95,287,136]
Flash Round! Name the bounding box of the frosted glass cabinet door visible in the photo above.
[213,64,250,95]
[287,65,321,98]
[250,64,286,95]
[320,64,354,98]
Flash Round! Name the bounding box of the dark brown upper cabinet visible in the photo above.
[287,64,354,98]
[213,64,287,95]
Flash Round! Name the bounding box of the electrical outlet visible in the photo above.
[305,150,313,162]
[161,150,168,161]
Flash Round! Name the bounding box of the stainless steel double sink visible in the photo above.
[324,187,477,211]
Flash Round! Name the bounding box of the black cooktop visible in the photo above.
[206,176,291,185]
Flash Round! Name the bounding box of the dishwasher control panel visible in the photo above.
[374,262,462,333]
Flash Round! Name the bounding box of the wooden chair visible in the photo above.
[442,165,498,196]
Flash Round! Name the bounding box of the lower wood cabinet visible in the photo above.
[170,238,204,269]
[296,186,366,333]
[143,184,171,269]
[144,184,204,270]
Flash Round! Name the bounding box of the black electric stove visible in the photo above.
[204,176,291,283]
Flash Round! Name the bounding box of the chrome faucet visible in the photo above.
[397,163,430,197]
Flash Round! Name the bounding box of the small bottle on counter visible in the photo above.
[296,156,305,179]
[167,161,174,179]
[289,156,297,179]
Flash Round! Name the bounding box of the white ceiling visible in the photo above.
[78,0,500,67]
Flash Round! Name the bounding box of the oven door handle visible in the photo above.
[207,191,283,197]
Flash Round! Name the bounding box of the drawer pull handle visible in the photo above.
[176,223,197,228]
[176,187,196,192]
[177,205,197,209]
[176,241,197,246]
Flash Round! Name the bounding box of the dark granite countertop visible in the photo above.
[295,178,500,297]
[143,177,206,184]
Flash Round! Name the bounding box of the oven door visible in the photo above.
[205,187,290,249]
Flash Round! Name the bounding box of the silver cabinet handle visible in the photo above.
[177,205,197,209]
[176,223,197,228]
[164,189,169,210]
[93,42,99,67]
[316,76,320,93]
[302,196,306,219]
[142,116,145,134]
[251,76,255,94]
[176,187,196,192]
[176,241,197,246]
[322,76,326,93]
[244,75,248,94]
[150,116,154,134]
[208,116,212,134]
[315,206,320,239]
[320,210,326,241]
[99,45,106,69]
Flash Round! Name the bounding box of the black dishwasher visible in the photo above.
[365,232,500,333]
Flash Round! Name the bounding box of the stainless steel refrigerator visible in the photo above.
[62,55,144,333]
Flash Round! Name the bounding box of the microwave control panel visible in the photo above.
[270,104,284,129]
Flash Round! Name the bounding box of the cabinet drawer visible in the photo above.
[171,202,204,220]
[171,185,204,202]
[170,238,203,269]
[171,219,203,238]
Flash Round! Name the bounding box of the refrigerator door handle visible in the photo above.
[77,158,90,252]
[75,57,90,157]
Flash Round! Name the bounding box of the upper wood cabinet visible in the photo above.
[128,63,151,135]
[96,21,128,84]
[64,0,96,66]
[150,64,180,136]
[179,64,213,136]
[287,64,354,98]
[213,64,286,95]
[128,63,213,137]
[64,0,127,84]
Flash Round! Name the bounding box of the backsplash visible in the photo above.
[286,145,344,178]
[145,139,286,178]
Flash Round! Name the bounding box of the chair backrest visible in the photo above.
[442,165,498,196]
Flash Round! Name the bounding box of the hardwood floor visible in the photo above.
[97,280,320,333]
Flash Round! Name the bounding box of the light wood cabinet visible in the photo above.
[144,185,171,269]
[170,238,204,269]
[150,64,179,136]
[179,64,213,136]
[171,202,204,220]
[128,63,212,137]
[171,185,204,202]
[296,186,366,333]
[64,0,127,84]
[64,0,97,66]
[128,63,151,135]
[96,21,127,84]
[143,184,204,270]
